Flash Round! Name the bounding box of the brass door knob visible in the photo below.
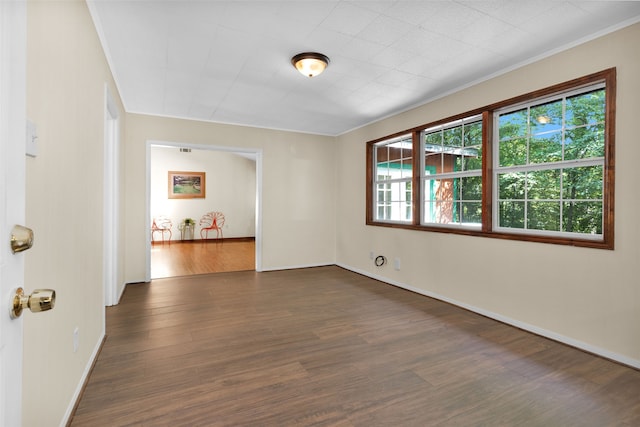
[10,224,34,253]
[11,287,56,318]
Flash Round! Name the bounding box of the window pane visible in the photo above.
[423,201,435,223]
[527,201,560,231]
[527,169,560,200]
[529,131,562,164]
[461,176,482,200]
[499,108,528,141]
[566,89,605,127]
[425,131,442,146]
[423,201,441,223]
[443,127,462,147]
[461,202,482,224]
[424,178,455,224]
[562,166,603,200]
[464,121,482,146]
[388,159,402,174]
[425,199,480,225]
[463,146,482,171]
[423,178,436,223]
[499,201,525,229]
[424,130,442,172]
[442,153,457,174]
[564,124,604,160]
[454,153,462,172]
[530,99,562,135]
[376,144,388,164]
[401,155,413,179]
[424,151,442,173]
[434,178,455,202]
[562,201,602,234]
[499,137,527,167]
[377,205,391,220]
[436,201,454,223]
[376,162,389,178]
[388,181,402,220]
[498,172,525,200]
[405,181,412,221]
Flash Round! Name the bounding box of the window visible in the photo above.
[366,69,615,249]
[372,134,413,223]
[422,115,483,227]
[495,85,605,238]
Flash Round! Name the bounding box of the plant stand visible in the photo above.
[179,223,195,240]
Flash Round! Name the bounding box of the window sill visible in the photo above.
[366,220,612,250]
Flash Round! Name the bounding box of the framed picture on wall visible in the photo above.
[168,171,206,199]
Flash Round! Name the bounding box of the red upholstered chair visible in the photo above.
[151,216,172,242]
[199,212,225,240]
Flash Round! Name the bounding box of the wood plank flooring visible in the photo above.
[151,239,255,278]
[70,266,640,426]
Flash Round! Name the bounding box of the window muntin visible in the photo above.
[422,116,482,227]
[374,134,413,222]
[494,85,605,238]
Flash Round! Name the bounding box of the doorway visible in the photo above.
[146,141,262,280]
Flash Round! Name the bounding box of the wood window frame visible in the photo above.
[366,68,615,250]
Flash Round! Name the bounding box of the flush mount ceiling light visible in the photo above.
[291,52,330,77]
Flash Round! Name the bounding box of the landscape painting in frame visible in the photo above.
[168,171,206,199]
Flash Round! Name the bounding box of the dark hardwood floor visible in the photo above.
[151,239,255,278]
[70,266,640,426]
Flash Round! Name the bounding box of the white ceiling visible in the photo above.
[88,1,640,136]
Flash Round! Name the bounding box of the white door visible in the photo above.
[0,0,27,425]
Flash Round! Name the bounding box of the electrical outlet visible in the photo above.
[394,258,401,271]
[73,327,79,353]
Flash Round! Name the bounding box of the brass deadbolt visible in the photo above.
[10,224,34,253]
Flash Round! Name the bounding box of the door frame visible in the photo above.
[103,85,121,306]
[145,140,263,281]
[0,0,27,424]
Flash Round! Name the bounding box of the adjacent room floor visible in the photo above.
[151,238,255,278]
[71,266,640,426]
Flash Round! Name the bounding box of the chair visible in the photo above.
[200,211,225,240]
[151,216,172,242]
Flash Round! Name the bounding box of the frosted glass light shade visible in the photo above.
[291,52,329,77]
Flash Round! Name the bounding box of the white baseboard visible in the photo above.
[117,280,127,304]
[336,262,640,370]
[260,262,334,272]
[60,329,106,427]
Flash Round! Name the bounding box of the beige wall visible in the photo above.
[150,146,256,240]
[336,23,640,366]
[22,1,640,424]
[125,114,337,281]
[25,0,125,425]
